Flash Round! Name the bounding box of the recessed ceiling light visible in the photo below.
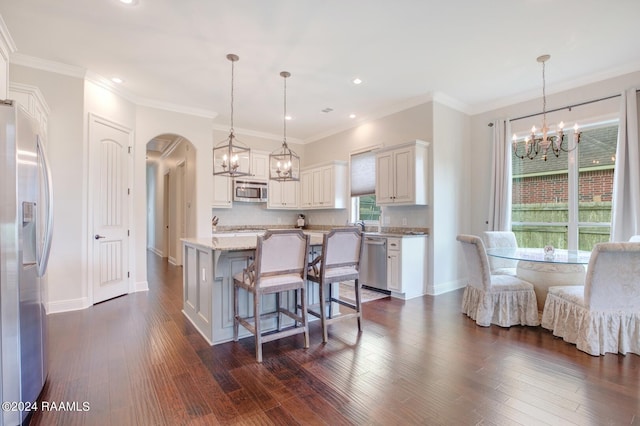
[285,115,292,120]
[349,114,356,119]
[352,78,363,85]
[111,77,123,84]
[119,0,139,5]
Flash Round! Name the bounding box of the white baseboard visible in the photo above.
[148,247,164,257]
[429,279,466,296]
[134,281,149,292]
[46,297,91,314]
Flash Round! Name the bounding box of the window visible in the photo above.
[511,120,618,250]
[350,150,381,223]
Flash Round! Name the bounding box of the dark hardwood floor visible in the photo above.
[31,251,640,425]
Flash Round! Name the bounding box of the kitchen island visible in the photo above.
[182,232,325,345]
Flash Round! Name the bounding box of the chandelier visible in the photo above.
[512,55,581,161]
[213,54,251,177]
[269,71,300,181]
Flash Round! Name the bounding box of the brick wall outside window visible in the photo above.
[513,169,614,204]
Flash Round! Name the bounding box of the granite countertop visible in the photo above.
[363,231,428,238]
[183,231,325,251]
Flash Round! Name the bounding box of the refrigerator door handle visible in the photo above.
[36,135,54,278]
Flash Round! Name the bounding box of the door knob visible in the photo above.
[95,234,106,240]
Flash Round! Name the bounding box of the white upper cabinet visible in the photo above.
[376,140,429,206]
[267,179,299,209]
[212,175,232,208]
[8,83,50,141]
[250,151,269,181]
[299,161,347,210]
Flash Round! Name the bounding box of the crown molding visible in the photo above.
[12,53,218,119]
[11,52,86,78]
[211,122,302,145]
[469,60,640,116]
[303,91,471,144]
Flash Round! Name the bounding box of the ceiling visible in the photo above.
[2,0,640,143]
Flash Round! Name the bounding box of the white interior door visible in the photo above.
[90,116,131,304]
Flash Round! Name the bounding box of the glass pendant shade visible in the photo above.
[213,53,251,177]
[269,70,300,181]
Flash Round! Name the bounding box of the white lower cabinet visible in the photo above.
[386,236,427,299]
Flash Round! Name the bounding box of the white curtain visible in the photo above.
[488,119,512,231]
[611,88,640,241]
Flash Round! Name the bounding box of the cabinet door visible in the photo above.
[267,180,284,208]
[393,148,415,204]
[319,166,334,206]
[311,168,323,206]
[376,152,394,204]
[300,170,313,208]
[282,180,299,207]
[251,152,269,181]
[387,251,401,292]
[212,175,232,208]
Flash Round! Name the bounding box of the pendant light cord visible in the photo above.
[541,59,547,130]
[283,73,287,146]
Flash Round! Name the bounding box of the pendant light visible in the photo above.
[213,54,251,177]
[269,71,300,181]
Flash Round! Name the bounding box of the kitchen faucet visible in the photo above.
[355,220,365,231]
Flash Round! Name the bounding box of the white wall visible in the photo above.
[431,102,470,294]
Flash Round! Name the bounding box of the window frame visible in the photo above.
[511,118,618,250]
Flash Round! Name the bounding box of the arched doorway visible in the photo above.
[146,134,196,266]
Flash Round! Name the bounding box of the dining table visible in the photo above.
[486,247,592,310]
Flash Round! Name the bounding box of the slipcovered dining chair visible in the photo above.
[307,227,364,343]
[482,231,518,276]
[541,242,640,356]
[233,230,310,362]
[457,234,539,327]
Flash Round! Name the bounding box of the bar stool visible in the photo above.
[233,229,310,362]
[307,227,364,343]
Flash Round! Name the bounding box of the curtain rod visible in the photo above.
[487,92,630,127]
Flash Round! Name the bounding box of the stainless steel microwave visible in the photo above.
[233,180,268,202]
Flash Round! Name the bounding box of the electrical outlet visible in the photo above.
[402,217,407,226]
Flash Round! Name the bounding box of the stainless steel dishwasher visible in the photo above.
[360,236,388,291]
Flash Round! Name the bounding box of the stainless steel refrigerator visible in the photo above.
[0,100,53,426]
